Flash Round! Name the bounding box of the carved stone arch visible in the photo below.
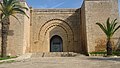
[38,19,74,52]
[38,19,74,40]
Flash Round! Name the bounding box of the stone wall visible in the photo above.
[30,9,82,53]
[83,0,120,52]
[1,0,120,56]
[0,2,30,56]
[22,2,30,54]
[80,2,88,54]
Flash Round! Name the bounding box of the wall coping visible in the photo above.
[32,8,80,12]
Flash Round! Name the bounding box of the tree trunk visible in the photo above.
[1,17,10,58]
[106,38,112,56]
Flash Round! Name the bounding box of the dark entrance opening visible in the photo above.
[50,35,63,52]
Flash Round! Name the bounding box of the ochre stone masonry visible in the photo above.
[0,0,119,56]
[30,9,81,53]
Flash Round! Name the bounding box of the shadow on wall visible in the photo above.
[0,30,14,37]
[95,37,120,52]
[115,37,120,51]
[64,8,85,53]
[47,8,81,53]
[95,38,106,52]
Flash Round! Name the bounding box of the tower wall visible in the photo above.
[0,2,30,56]
[82,0,120,53]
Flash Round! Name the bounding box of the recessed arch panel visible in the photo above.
[33,19,74,52]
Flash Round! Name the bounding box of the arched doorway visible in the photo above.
[50,35,63,52]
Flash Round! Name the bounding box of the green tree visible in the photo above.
[0,0,28,58]
[96,18,120,56]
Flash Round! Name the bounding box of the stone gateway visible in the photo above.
[0,0,120,56]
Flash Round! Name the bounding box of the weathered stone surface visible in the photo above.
[0,0,119,56]
[0,2,30,56]
[82,0,120,52]
[30,8,81,53]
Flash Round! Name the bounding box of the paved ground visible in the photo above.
[0,56,120,68]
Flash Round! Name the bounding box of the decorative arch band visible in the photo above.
[38,19,74,41]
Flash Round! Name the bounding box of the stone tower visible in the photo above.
[81,0,120,53]
[0,0,30,56]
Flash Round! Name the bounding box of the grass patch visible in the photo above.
[112,51,120,56]
[90,52,107,54]
[0,56,17,60]
[89,51,120,56]
[0,56,17,64]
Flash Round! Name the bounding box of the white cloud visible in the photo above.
[51,2,65,8]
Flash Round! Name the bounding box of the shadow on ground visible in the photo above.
[87,57,120,62]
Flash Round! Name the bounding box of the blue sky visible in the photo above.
[26,0,83,8]
[26,0,120,13]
